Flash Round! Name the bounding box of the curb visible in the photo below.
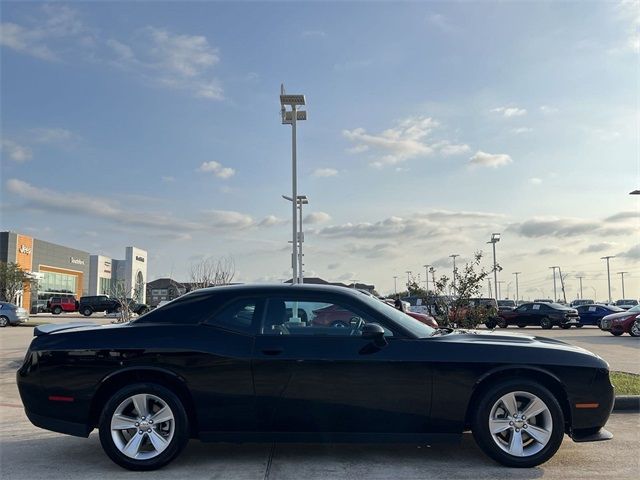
[613,395,640,412]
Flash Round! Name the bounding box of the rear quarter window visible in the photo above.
[135,292,222,324]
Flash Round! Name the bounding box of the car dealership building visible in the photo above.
[0,231,147,312]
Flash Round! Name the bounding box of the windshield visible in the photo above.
[627,305,640,313]
[356,292,436,338]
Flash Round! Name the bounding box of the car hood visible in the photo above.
[602,311,636,322]
[34,322,126,336]
[438,329,599,357]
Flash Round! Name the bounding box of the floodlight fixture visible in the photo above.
[280,94,306,106]
[490,232,501,243]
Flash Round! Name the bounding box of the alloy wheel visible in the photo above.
[631,319,640,337]
[488,391,553,457]
[110,393,175,460]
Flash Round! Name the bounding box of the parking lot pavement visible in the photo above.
[1,324,639,479]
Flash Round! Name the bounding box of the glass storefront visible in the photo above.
[39,271,77,296]
[99,277,112,295]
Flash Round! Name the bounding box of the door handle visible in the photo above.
[261,348,283,356]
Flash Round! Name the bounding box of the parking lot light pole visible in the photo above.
[487,233,500,302]
[577,275,584,299]
[405,271,412,292]
[513,272,521,303]
[423,264,431,293]
[449,254,459,296]
[393,276,398,295]
[601,256,615,303]
[617,272,628,299]
[280,85,307,284]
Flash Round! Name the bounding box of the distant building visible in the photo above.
[1,231,147,311]
[146,278,187,307]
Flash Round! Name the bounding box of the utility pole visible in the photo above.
[430,267,436,286]
[577,276,584,299]
[393,276,398,295]
[618,272,628,299]
[423,264,431,293]
[449,254,459,296]
[497,280,505,300]
[557,266,567,304]
[405,271,412,292]
[549,266,558,301]
[513,272,521,303]
[601,256,615,304]
[487,278,492,298]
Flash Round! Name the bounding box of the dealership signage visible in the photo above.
[136,255,145,262]
[19,245,32,255]
[70,257,86,265]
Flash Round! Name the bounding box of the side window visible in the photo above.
[588,306,597,312]
[136,292,220,324]
[532,304,541,311]
[261,298,390,337]
[517,304,529,312]
[206,298,260,334]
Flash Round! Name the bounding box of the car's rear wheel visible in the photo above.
[517,324,526,328]
[472,379,564,468]
[559,324,571,330]
[99,383,189,471]
[610,328,623,336]
[575,324,583,329]
[81,307,93,316]
[52,306,62,315]
[629,319,639,337]
[497,318,508,328]
[540,317,552,329]
[485,319,497,329]
[0,316,8,327]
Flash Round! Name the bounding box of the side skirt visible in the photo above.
[199,431,461,444]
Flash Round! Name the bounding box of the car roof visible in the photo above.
[188,283,366,297]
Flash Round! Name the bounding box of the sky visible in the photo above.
[1,0,639,301]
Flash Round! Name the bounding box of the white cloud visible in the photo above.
[529,177,543,185]
[509,216,629,238]
[161,176,175,183]
[203,210,254,229]
[1,139,32,163]
[304,212,332,224]
[313,168,338,177]
[491,106,527,117]
[539,105,559,114]
[333,59,372,71]
[613,0,640,53]
[259,215,288,227]
[511,127,533,134]
[198,161,235,179]
[434,141,470,156]
[343,116,438,167]
[0,4,86,61]
[469,151,513,168]
[301,30,326,38]
[425,13,456,33]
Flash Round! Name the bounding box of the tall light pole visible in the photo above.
[282,194,308,284]
[577,275,584,299]
[497,281,505,299]
[487,233,501,302]
[617,272,628,299]
[423,264,431,293]
[449,254,459,296]
[405,270,412,291]
[601,256,615,303]
[280,85,307,284]
[513,272,521,303]
[393,276,398,295]
[549,266,559,301]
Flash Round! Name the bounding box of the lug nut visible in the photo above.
[524,425,528,429]
[135,422,139,427]
[515,428,520,432]
[509,421,514,426]
[147,428,151,433]
[149,420,153,424]
[138,430,143,434]
[141,416,146,420]
[522,415,526,420]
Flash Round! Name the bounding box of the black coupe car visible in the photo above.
[497,302,581,329]
[17,285,613,471]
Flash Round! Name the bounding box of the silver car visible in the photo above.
[0,301,29,327]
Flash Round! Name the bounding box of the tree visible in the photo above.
[109,281,135,324]
[0,262,37,304]
[189,256,235,291]
[432,252,495,329]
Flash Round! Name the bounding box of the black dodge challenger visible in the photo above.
[17,285,614,471]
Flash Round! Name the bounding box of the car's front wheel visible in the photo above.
[472,379,564,468]
[0,316,8,327]
[52,306,62,315]
[99,383,189,471]
[81,307,93,316]
[629,320,639,337]
[540,317,553,329]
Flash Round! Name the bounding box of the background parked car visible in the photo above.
[46,296,78,314]
[498,302,580,329]
[0,301,28,326]
[575,304,624,327]
[600,305,640,336]
[614,299,639,310]
[79,295,149,316]
[570,299,595,308]
[497,299,516,312]
[533,298,554,303]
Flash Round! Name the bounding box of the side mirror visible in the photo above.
[361,322,387,346]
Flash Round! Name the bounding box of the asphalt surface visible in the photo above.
[1,319,639,479]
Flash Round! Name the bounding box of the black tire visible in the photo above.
[559,324,571,330]
[630,319,640,337]
[52,306,62,315]
[485,319,497,329]
[471,379,565,468]
[611,329,623,336]
[0,316,8,327]
[596,320,602,329]
[99,383,189,471]
[517,324,527,329]
[575,324,583,329]
[497,318,508,328]
[540,317,553,329]
[81,307,93,316]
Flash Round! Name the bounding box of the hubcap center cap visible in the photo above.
[514,419,525,429]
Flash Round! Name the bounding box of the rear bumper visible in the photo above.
[25,409,92,438]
